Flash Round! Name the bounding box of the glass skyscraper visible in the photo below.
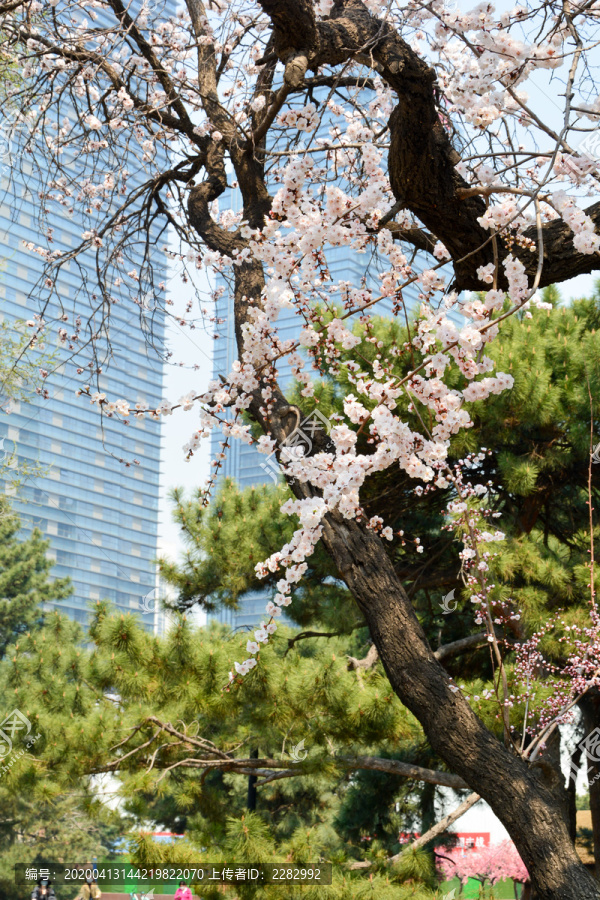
[0,91,168,629]
[0,181,165,630]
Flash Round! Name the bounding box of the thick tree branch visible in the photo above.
[285,628,361,654]
[383,222,437,254]
[98,742,468,791]
[434,633,489,662]
[390,791,481,859]
[258,0,600,290]
[341,755,468,790]
[98,716,469,789]
[186,0,237,140]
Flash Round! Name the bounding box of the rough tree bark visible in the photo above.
[185,0,600,895]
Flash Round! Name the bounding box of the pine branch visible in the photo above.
[390,792,481,859]
[339,755,468,790]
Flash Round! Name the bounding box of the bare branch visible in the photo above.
[349,792,480,870]
[434,633,489,663]
[347,643,379,671]
[340,755,468,790]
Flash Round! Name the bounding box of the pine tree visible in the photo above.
[0,793,125,900]
[158,482,355,633]
[2,599,446,897]
[150,285,600,883]
[160,285,600,693]
[0,528,117,900]
[0,497,72,659]
[7,288,600,897]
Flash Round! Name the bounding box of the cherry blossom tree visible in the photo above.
[438,840,529,896]
[2,0,600,896]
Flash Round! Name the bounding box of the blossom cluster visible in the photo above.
[3,0,600,725]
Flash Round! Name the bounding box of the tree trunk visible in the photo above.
[187,231,600,898]
[187,53,600,900]
[421,781,436,835]
[185,242,600,900]
[566,736,583,845]
[318,513,600,900]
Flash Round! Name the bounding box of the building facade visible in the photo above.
[0,134,166,630]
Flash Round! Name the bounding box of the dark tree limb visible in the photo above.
[184,2,600,895]
[349,791,481,870]
[383,222,438,254]
[285,627,361,654]
[258,0,600,292]
[579,693,600,879]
